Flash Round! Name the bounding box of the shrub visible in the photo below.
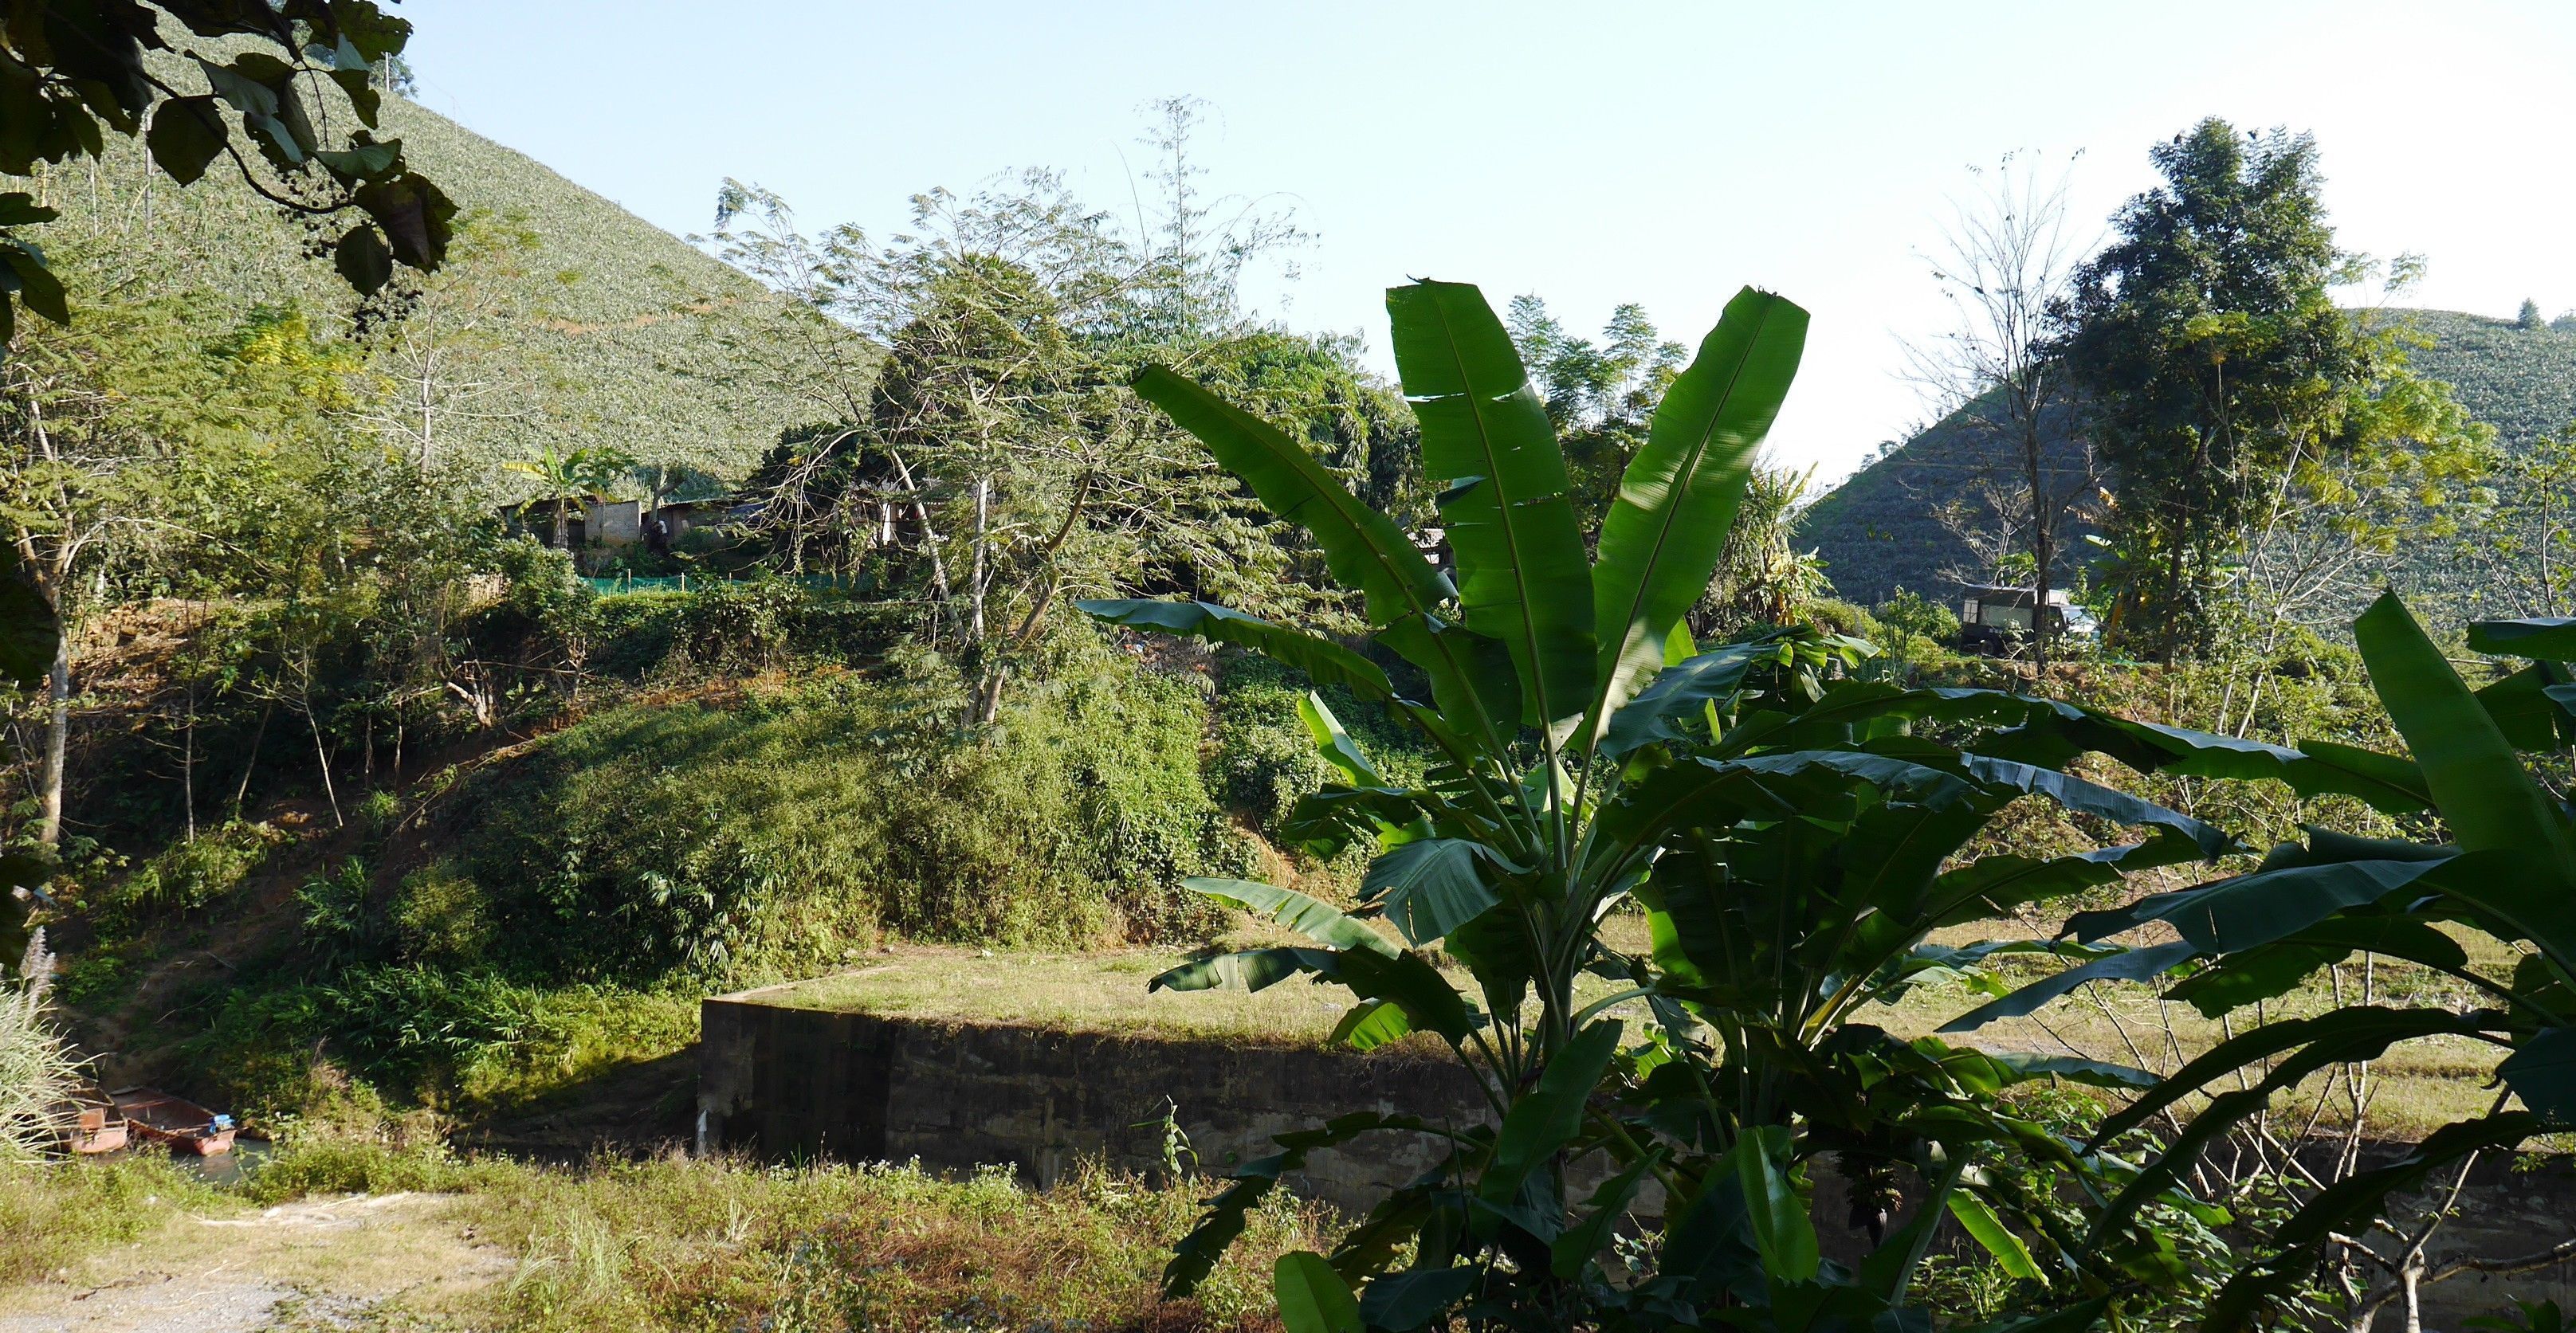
[439,641,1252,980]
[391,861,495,966]
[108,819,285,916]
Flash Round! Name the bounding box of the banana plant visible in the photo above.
[1082,280,2334,1331]
[1954,590,2576,1327]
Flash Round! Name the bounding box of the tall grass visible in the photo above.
[0,932,80,1164]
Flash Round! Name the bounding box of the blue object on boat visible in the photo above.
[210,1114,234,1131]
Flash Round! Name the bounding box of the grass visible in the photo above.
[744,947,1357,1047]
[0,1141,1315,1332]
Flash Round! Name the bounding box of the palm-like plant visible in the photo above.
[1080,281,2345,1330]
[504,444,633,548]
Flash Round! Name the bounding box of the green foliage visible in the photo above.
[0,1,446,341]
[440,642,1250,978]
[108,820,284,916]
[1095,276,2302,1330]
[1969,590,2576,1324]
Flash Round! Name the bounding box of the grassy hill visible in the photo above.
[1798,309,2576,616]
[23,73,835,480]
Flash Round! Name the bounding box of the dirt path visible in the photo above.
[0,1194,512,1332]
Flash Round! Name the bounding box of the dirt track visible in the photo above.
[0,1194,510,1332]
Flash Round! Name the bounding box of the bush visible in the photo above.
[1875,586,1961,645]
[438,639,1254,980]
[108,819,285,917]
[391,861,494,966]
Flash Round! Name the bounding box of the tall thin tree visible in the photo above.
[1903,151,2092,671]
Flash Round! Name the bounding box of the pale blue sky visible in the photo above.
[402,1,2576,483]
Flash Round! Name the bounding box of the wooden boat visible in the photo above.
[61,1094,127,1155]
[108,1087,235,1156]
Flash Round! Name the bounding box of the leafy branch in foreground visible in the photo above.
[1085,278,2323,1331]
[2,0,456,342]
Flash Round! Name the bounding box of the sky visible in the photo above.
[401,1,2576,485]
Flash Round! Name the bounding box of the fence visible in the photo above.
[579,573,870,597]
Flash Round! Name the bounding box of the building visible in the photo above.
[1957,583,2096,654]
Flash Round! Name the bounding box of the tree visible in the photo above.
[1905,151,2091,670]
[2050,120,2362,659]
[2519,297,2546,331]
[0,0,454,340]
[1506,294,1687,524]
[504,444,630,550]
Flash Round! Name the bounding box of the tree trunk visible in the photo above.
[2024,412,2052,675]
[36,637,66,848]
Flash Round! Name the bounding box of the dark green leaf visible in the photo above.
[1329,999,1412,1051]
[351,171,455,270]
[1731,1123,1819,1281]
[1274,1251,1363,1333]
[1597,637,1773,758]
[1587,288,1806,746]
[1480,1020,1621,1207]
[2356,592,2576,961]
[1180,879,1396,957]
[1946,1190,2040,1280]
[2067,854,2453,953]
[1388,280,1596,731]
[1150,947,1332,994]
[332,223,392,296]
[1962,755,2238,858]
[144,95,224,184]
[1358,1266,1481,1331]
[1550,1149,1659,1279]
[2499,1026,2576,1124]
[1361,839,1508,946]
[2469,617,2576,661]
[1940,942,2197,1032]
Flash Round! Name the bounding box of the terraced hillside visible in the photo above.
[23,69,835,480]
[1797,310,2576,616]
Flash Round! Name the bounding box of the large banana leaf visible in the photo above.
[1387,281,1596,731]
[1585,288,1808,747]
[1131,367,1451,629]
[1479,1020,1621,1207]
[2468,616,2576,660]
[2354,591,2576,959]
[1074,599,1393,700]
[1596,637,1781,758]
[2499,1026,2576,1123]
[1274,1252,1363,1333]
[2065,853,2459,952]
[1939,942,2197,1032]
[1360,837,1514,946]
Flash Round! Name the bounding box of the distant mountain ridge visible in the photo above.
[1796,309,2576,617]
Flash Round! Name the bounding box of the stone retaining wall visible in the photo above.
[697,991,1485,1211]
[697,989,2576,1327]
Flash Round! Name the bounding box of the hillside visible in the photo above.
[1797,309,2576,614]
[21,73,838,480]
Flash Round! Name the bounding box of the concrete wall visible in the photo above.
[698,994,1486,1211]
